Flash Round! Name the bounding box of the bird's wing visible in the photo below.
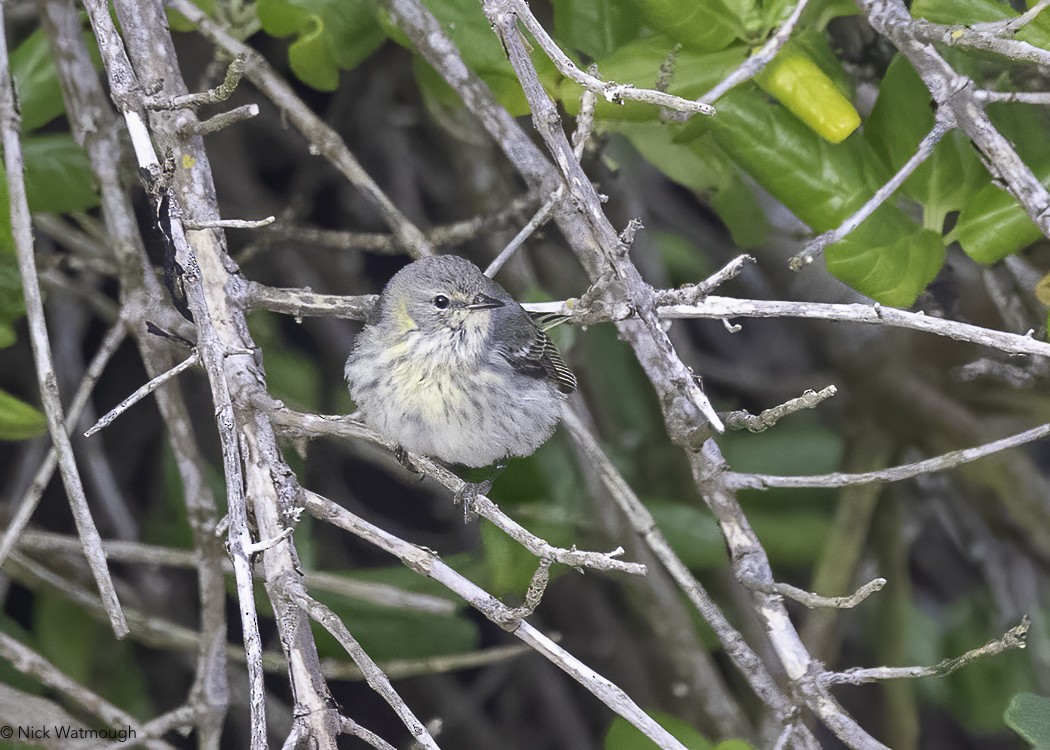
[499,327,577,395]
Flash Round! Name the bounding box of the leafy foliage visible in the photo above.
[252,0,1050,307]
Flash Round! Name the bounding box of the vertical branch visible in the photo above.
[41,0,230,742]
[0,3,128,638]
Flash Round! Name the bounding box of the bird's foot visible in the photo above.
[393,446,424,482]
[453,479,492,523]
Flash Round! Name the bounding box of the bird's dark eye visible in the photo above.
[433,295,450,309]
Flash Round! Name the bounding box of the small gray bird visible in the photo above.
[345,256,576,471]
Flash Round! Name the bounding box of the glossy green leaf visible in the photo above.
[257,0,385,91]
[20,135,99,214]
[950,183,1045,263]
[560,37,747,123]
[10,29,66,132]
[827,221,946,308]
[1005,693,1050,748]
[0,388,46,441]
[621,0,742,51]
[711,87,944,304]
[949,104,1050,263]
[605,712,713,750]
[551,0,640,59]
[617,122,766,247]
[867,55,997,231]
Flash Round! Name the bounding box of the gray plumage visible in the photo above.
[345,256,575,467]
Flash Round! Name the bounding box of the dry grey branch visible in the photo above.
[0,7,128,638]
[84,349,200,437]
[724,386,838,432]
[729,421,1050,489]
[823,617,1029,684]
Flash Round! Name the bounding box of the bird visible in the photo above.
[345,255,576,515]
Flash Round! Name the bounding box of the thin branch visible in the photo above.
[0,10,128,638]
[485,87,596,278]
[559,408,808,733]
[791,106,955,270]
[501,0,714,117]
[337,717,398,750]
[746,577,888,609]
[724,386,838,432]
[84,350,200,437]
[822,617,1029,684]
[0,632,170,748]
[268,407,647,577]
[185,216,275,230]
[970,0,1050,35]
[148,54,247,109]
[302,490,691,750]
[282,580,440,750]
[656,296,1050,358]
[729,421,1050,490]
[862,0,1050,239]
[187,103,260,135]
[974,89,1050,105]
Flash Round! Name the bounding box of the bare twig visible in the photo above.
[166,0,434,257]
[745,577,888,609]
[303,490,690,750]
[149,54,247,109]
[823,617,1029,684]
[188,103,259,135]
[84,350,200,437]
[501,0,714,117]
[184,216,275,230]
[0,632,170,748]
[724,386,838,432]
[730,421,1050,489]
[282,579,440,750]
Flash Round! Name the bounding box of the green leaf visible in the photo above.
[605,712,713,750]
[867,55,989,231]
[949,104,1050,263]
[616,122,766,247]
[552,0,640,59]
[620,0,742,51]
[826,221,946,308]
[1005,693,1050,748]
[10,29,66,132]
[20,135,99,214]
[257,0,385,91]
[950,183,1045,263]
[0,388,47,441]
[711,87,944,304]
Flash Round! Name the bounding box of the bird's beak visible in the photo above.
[466,293,504,310]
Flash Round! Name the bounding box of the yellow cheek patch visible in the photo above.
[394,299,416,333]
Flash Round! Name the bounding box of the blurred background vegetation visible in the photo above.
[2,0,1050,747]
